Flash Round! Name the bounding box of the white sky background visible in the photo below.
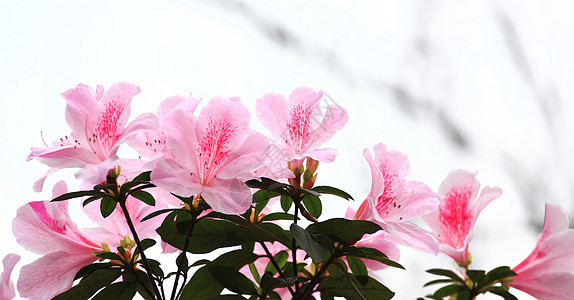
[1,0,574,299]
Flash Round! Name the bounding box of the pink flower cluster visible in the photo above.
[4,81,573,299]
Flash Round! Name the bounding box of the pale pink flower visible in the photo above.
[255,87,348,174]
[0,254,20,300]
[12,182,109,299]
[423,170,502,266]
[28,82,158,191]
[507,203,574,299]
[354,143,440,254]
[128,94,200,161]
[151,97,268,214]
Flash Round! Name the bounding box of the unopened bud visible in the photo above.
[305,158,319,174]
[303,173,318,189]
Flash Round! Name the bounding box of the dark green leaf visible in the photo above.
[133,171,151,182]
[191,259,211,267]
[176,252,190,274]
[51,190,105,202]
[139,239,156,252]
[146,259,164,278]
[249,263,260,283]
[486,287,518,300]
[93,184,118,193]
[307,219,382,242]
[74,263,115,280]
[264,251,289,275]
[100,196,117,218]
[298,188,321,197]
[426,269,466,284]
[255,196,270,217]
[432,284,466,298]
[83,195,104,207]
[181,250,258,299]
[260,212,296,222]
[280,195,292,212]
[423,279,455,287]
[343,247,404,269]
[92,282,137,300]
[130,190,155,206]
[312,186,354,200]
[302,195,322,219]
[52,269,122,300]
[466,269,485,287]
[96,252,123,261]
[260,271,295,294]
[347,256,368,285]
[480,266,516,289]
[290,224,328,263]
[318,267,394,300]
[208,266,258,295]
[252,190,279,203]
[142,208,181,222]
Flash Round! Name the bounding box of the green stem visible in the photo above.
[170,211,197,300]
[259,242,295,297]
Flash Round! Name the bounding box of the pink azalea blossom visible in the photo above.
[128,94,200,161]
[354,143,440,254]
[12,181,109,299]
[151,96,268,214]
[27,82,158,191]
[0,254,20,300]
[255,87,348,174]
[423,170,502,266]
[506,203,574,299]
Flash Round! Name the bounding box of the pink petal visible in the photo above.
[109,112,159,156]
[310,104,348,151]
[0,254,20,300]
[99,82,140,131]
[385,181,439,222]
[541,202,569,239]
[157,95,200,115]
[32,167,59,192]
[470,185,502,227]
[201,178,252,214]
[357,231,400,271]
[383,221,439,255]
[17,251,97,300]
[255,93,289,140]
[363,148,384,207]
[216,131,269,180]
[438,170,480,203]
[28,146,100,168]
[286,87,323,130]
[508,272,574,300]
[306,148,338,163]
[151,159,203,198]
[162,110,199,172]
[62,84,99,144]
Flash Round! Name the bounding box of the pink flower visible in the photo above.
[28,82,158,191]
[128,94,200,161]
[151,96,268,214]
[12,182,109,299]
[423,170,502,266]
[506,203,574,299]
[255,87,348,174]
[354,143,440,254]
[0,254,20,300]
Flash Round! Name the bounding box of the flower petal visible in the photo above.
[201,178,252,214]
[256,93,289,140]
[151,159,203,198]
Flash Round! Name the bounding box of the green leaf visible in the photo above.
[255,196,270,217]
[51,190,106,202]
[100,196,117,218]
[423,279,455,287]
[466,269,485,287]
[130,190,155,206]
[181,250,258,299]
[96,252,123,261]
[141,208,181,222]
[290,224,328,263]
[480,266,516,289]
[146,259,164,278]
[486,287,519,300]
[432,284,466,298]
[83,195,104,207]
[92,282,137,300]
[74,263,115,280]
[343,247,404,269]
[426,269,466,284]
[253,190,280,203]
[133,171,152,182]
[317,266,394,300]
[191,259,211,267]
[312,186,354,200]
[264,251,289,275]
[139,239,156,251]
[249,263,261,283]
[280,195,292,212]
[260,212,297,222]
[260,271,295,294]
[347,256,368,285]
[52,269,122,300]
[307,219,382,242]
[208,266,258,295]
[302,194,322,219]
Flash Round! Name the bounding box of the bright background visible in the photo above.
[1,1,574,299]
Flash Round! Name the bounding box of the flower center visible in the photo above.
[439,187,473,248]
[286,104,315,153]
[197,117,236,184]
[375,164,402,215]
[87,100,125,160]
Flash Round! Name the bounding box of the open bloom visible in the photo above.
[12,182,109,299]
[423,170,502,266]
[255,87,348,175]
[151,96,268,214]
[27,82,158,191]
[1,254,20,300]
[354,143,439,254]
[506,203,574,299]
